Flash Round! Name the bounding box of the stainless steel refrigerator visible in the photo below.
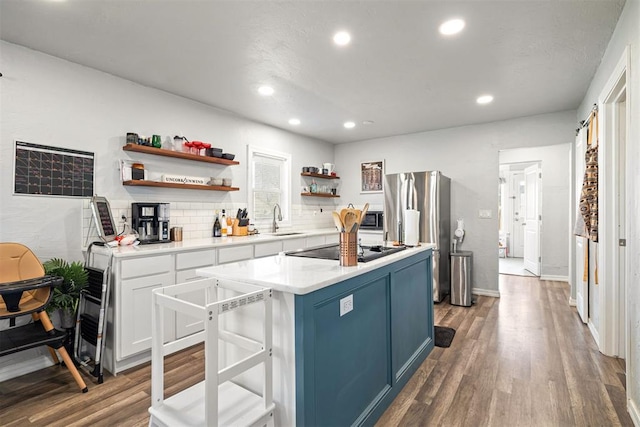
[383,171,451,302]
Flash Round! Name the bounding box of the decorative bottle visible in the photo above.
[213,211,221,237]
[220,210,227,237]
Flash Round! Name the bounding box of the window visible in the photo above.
[247,146,291,223]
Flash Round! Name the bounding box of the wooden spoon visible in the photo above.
[343,211,358,232]
[340,208,350,227]
[332,211,344,232]
[359,203,370,225]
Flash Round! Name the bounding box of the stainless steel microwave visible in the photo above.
[360,211,383,230]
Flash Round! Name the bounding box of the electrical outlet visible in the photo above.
[340,294,353,317]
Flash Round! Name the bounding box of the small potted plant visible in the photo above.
[43,258,88,329]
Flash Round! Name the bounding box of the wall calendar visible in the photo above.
[14,141,95,197]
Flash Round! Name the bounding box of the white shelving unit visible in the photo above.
[149,277,274,427]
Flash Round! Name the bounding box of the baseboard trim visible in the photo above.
[472,288,500,298]
[628,397,640,427]
[539,275,569,282]
[0,352,54,382]
[588,320,600,347]
[568,297,577,307]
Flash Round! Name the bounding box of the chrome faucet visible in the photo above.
[272,203,282,233]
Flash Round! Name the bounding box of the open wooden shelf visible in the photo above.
[301,192,340,198]
[123,180,239,191]
[123,144,240,165]
[301,172,339,179]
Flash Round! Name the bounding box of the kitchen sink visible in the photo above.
[271,232,304,236]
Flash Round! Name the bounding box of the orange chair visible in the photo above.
[0,243,88,392]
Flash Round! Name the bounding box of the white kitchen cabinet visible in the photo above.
[358,230,384,246]
[175,249,216,339]
[104,231,338,374]
[282,238,306,252]
[119,271,175,359]
[218,245,253,264]
[254,241,283,258]
[305,235,326,248]
[324,233,339,245]
[117,254,174,362]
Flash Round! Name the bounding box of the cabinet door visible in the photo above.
[254,241,283,258]
[391,256,432,382]
[298,275,391,426]
[121,255,172,279]
[218,245,253,264]
[175,249,216,339]
[282,238,306,252]
[119,272,174,359]
[358,231,383,246]
[324,233,340,245]
[176,249,216,270]
[305,235,325,248]
[175,268,207,339]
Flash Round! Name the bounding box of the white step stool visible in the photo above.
[148,277,274,427]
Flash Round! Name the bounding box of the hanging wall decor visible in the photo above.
[360,160,384,193]
[13,141,95,197]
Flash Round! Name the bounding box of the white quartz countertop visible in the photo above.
[196,244,435,295]
[94,228,338,258]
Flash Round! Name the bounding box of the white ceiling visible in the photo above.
[0,1,625,144]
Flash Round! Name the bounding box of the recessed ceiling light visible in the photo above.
[476,95,494,104]
[258,85,274,96]
[333,31,351,46]
[288,118,301,126]
[343,121,356,129]
[439,19,465,36]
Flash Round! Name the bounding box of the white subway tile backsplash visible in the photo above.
[81,200,333,244]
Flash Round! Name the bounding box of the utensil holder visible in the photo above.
[339,232,357,266]
[170,227,183,242]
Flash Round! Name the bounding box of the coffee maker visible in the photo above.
[132,203,170,244]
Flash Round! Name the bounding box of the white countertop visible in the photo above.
[94,228,338,258]
[196,244,435,295]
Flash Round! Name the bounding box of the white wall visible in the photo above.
[334,111,576,295]
[499,144,571,279]
[0,41,336,262]
[577,0,640,422]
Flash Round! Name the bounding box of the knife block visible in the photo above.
[232,219,248,236]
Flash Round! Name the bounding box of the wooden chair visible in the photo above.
[0,242,88,393]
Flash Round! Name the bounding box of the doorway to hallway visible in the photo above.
[498,160,541,277]
[498,257,536,277]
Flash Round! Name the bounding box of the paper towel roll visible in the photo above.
[404,209,420,247]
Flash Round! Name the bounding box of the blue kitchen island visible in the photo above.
[197,244,434,426]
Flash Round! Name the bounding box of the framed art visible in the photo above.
[360,160,384,193]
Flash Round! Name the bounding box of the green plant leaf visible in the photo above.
[44,258,88,314]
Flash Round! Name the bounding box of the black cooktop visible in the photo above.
[285,244,406,263]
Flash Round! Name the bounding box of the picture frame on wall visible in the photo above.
[360,160,384,193]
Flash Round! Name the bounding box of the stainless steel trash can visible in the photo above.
[450,251,473,307]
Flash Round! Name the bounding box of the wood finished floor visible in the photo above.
[0,275,633,426]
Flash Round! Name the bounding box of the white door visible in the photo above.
[575,128,588,323]
[617,98,626,355]
[523,164,541,275]
[510,172,526,257]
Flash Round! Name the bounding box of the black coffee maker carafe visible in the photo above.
[132,203,170,244]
